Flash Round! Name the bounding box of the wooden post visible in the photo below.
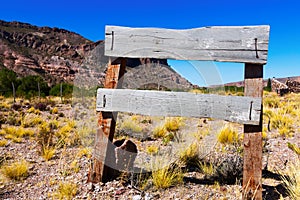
[243,64,263,200]
[88,58,126,183]
[11,82,16,103]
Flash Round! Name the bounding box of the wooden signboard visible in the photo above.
[88,25,270,200]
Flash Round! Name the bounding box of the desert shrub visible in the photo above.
[263,94,281,108]
[146,145,159,155]
[27,106,41,115]
[77,147,92,158]
[162,132,175,145]
[198,161,215,176]
[153,125,167,138]
[120,119,143,133]
[49,83,74,98]
[1,160,29,180]
[50,107,59,114]
[213,155,243,184]
[2,126,34,139]
[41,147,56,161]
[70,160,80,173]
[37,122,53,148]
[6,111,22,126]
[0,68,18,97]
[0,139,8,147]
[53,181,77,200]
[287,142,300,155]
[271,112,293,136]
[179,142,200,166]
[34,102,48,111]
[164,117,183,132]
[281,159,300,200]
[217,125,239,145]
[21,114,44,128]
[16,75,49,99]
[152,164,183,189]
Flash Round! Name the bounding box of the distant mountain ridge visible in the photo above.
[223,76,300,88]
[0,20,194,90]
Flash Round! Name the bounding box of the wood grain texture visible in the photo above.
[96,88,262,125]
[88,59,126,183]
[243,64,263,200]
[105,25,270,64]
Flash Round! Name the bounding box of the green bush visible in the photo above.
[17,75,49,99]
[49,83,74,98]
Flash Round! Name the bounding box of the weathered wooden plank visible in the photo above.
[88,58,126,183]
[105,25,270,64]
[242,64,263,200]
[96,88,262,125]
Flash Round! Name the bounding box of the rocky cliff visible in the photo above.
[0,20,193,90]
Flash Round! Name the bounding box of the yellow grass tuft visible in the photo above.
[146,145,159,155]
[217,125,239,145]
[53,181,77,200]
[50,107,59,114]
[152,165,183,189]
[121,119,143,133]
[0,139,8,147]
[41,147,55,161]
[281,159,300,200]
[179,142,199,165]
[198,161,215,176]
[164,117,184,132]
[153,124,167,138]
[1,160,29,180]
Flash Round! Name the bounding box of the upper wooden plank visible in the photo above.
[96,88,262,125]
[105,25,270,64]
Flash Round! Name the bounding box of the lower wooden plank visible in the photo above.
[96,88,262,125]
[242,64,263,200]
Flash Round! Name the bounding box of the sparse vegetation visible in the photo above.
[0,139,8,147]
[1,160,29,180]
[120,118,143,133]
[179,142,199,166]
[281,159,300,200]
[153,124,167,138]
[53,181,77,200]
[146,145,159,155]
[152,164,184,189]
[217,125,239,145]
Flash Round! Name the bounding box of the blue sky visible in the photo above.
[1,0,300,86]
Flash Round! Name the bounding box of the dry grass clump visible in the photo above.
[217,125,239,145]
[146,145,159,155]
[50,107,59,114]
[27,106,41,115]
[179,142,200,166]
[2,126,34,143]
[1,160,29,181]
[77,147,92,158]
[53,181,77,200]
[41,147,56,161]
[198,161,215,176]
[271,112,294,137]
[164,117,184,132]
[0,139,8,147]
[120,118,143,133]
[263,93,281,108]
[152,164,184,189]
[287,142,300,155]
[153,125,167,138]
[21,114,44,128]
[281,159,300,200]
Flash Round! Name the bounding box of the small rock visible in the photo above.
[145,193,153,200]
[132,195,142,200]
